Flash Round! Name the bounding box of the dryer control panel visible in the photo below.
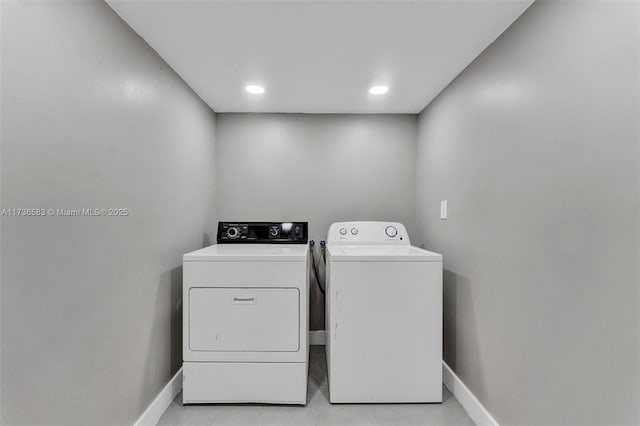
[217,221,308,244]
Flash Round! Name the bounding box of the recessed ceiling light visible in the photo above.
[246,85,265,94]
[369,85,389,95]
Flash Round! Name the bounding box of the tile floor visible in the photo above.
[159,346,474,426]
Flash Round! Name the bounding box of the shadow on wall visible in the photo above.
[170,266,183,372]
[138,261,185,415]
[310,271,326,331]
[443,269,458,370]
[443,268,487,401]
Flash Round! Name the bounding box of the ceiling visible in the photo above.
[107,0,533,114]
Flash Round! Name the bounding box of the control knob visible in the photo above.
[385,225,398,238]
[226,227,240,239]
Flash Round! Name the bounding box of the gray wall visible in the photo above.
[1,1,216,425]
[416,1,639,425]
[216,113,417,329]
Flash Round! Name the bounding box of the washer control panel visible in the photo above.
[327,221,410,246]
[217,221,308,244]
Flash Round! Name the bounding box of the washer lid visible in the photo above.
[184,244,309,262]
[328,245,442,262]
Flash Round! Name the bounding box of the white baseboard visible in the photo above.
[309,330,326,345]
[442,362,498,426]
[134,345,494,426]
[134,367,183,426]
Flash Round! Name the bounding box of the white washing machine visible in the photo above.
[182,221,309,405]
[325,221,442,403]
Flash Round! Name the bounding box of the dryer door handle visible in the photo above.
[232,295,256,305]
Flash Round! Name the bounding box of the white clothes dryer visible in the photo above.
[182,222,309,405]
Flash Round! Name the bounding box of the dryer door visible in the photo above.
[188,287,300,352]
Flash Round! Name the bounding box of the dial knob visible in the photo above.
[227,227,239,239]
[339,227,347,235]
[385,225,397,238]
[351,228,358,235]
[270,227,279,237]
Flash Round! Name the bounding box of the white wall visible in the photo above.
[216,114,417,241]
[416,1,639,425]
[1,1,216,424]
[216,113,417,329]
